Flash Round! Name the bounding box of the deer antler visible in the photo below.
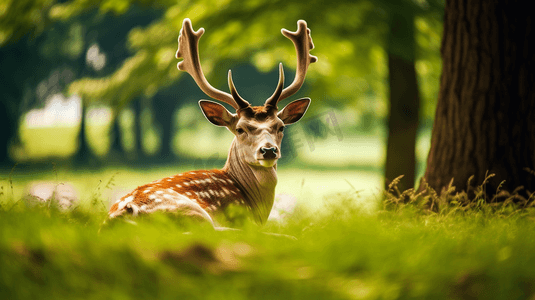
[265,20,318,108]
[176,18,249,110]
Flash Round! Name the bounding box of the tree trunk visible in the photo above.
[0,100,16,168]
[132,97,146,161]
[384,8,420,191]
[73,104,99,167]
[152,93,176,162]
[109,111,126,158]
[0,40,29,169]
[423,0,535,197]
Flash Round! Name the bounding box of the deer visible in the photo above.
[108,18,317,229]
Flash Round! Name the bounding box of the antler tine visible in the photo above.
[264,63,285,108]
[176,18,240,110]
[276,20,318,105]
[228,70,250,109]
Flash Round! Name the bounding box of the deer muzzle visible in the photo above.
[257,145,280,167]
[260,147,278,159]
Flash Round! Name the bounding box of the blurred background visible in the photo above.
[0,0,443,209]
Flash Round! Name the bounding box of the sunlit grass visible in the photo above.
[16,126,79,160]
[0,166,382,213]
[1,176,535,299]
[17,123,111,160]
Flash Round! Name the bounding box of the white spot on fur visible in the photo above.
[156,190,163,194]
[155,198,162,203]
[149,195,157,200]
[176,184,182,188]
[124,195,134,203]
[143,189,150,194]
[117,200,128,211]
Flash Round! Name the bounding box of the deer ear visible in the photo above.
[199,100,235,126]
[277,98,311,125]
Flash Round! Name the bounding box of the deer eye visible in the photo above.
[279,126,285,132]
[236,128,245,134]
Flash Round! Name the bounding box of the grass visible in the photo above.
[1,165,383,211]
[2,171,535,299]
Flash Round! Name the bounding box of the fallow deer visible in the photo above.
[108,18,317,228]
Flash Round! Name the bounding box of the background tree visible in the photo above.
[384,2,421,190]
[0,40,29,167]
[0,20,75,167]
[423,0,535,197]
[0,2,161,167]
[0,0,58,167]
[71,6,160,165]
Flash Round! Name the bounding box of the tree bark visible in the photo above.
[73,104,99,167]
[132,97,146,161]
[0,100,16,168]
[109,111,126,159]
[152,93,177,162]
[385,8,420,191]
[423,0,535,197]
[0,39,32,168]
[73,103,101,168]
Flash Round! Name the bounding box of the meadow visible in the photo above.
[1,167,535,300]
[2,119,531,299]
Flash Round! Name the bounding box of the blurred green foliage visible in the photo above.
[1,0,443,167]
[43,0,443,118]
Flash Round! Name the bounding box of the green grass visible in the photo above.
[2,166,382,211]
[1,171,535,299]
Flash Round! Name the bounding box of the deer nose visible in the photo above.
[260,147,278,159]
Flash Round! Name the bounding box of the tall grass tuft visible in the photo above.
[384,173,535,217]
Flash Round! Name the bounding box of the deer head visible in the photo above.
[176,18,317,169]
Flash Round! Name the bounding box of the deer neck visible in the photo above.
[222,139,277,224]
